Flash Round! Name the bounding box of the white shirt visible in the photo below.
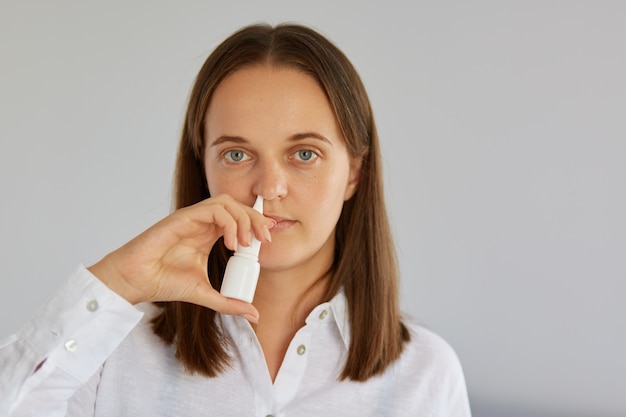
[0,266,471,416]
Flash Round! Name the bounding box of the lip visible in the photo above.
[264,214,297,232]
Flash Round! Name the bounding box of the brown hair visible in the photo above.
[151,23,409,381]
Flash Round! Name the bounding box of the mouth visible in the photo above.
[265,214,297,233]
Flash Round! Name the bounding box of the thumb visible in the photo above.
[185,281,260,324]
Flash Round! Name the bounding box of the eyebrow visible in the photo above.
[210,135,249,147]
[210,132,333,147]
[290,132,332,145]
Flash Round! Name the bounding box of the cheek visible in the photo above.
[206,168,243,197]
[204,151,240,196]
[320,162,352,198]
[298,172,350,217]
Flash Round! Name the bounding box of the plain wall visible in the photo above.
[1,1,624,416]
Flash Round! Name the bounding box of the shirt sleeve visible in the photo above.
[0,265,144,417]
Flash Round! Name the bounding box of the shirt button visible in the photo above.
[297,344,306,355]
[319,309,328,320]
[86,300,99,312]
[64,339,77,352]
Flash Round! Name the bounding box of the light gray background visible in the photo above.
[1,1,624,416]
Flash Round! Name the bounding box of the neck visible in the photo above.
[253,265,331,329]
[251,262,332,383]
[250,232,337,382]
[253,231,337,327]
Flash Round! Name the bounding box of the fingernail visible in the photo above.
[263,226,272,242]
[242,313,259,324]
[241,231,252,247]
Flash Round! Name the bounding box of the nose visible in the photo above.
[252,158,288,201]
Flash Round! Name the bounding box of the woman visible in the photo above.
[0,23,471,416]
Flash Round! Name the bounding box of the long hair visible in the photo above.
[151,23,409,381]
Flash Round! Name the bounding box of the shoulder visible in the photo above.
[399,319,466,380]
[102,302,179,376]
[386,319,471,415]
[392,320,469,406]
[135,302,162,320]
[112,302,170,352]
[403,320,461,364]
[130,302,168,342]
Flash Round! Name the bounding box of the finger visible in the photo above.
[228,204,253,247]
[183,195,273,248]
[206,205,239,251]
[228,200,274,243]
[211,196,267,247]
[184,196,251,249]
[185,281,260,323]
[217,196,265,247]
[250,212,275,243]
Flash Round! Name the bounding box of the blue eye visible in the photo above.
[296,150,317,161]
[225,150,248,162]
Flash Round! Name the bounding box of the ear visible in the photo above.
[344,156,363,201]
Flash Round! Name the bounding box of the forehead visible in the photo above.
[211,64,326,106]
[204,65,342,143]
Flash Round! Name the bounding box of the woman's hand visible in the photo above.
[87,194,272,322]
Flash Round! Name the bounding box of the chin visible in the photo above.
[258,254,300,272]
[258,240,311,269]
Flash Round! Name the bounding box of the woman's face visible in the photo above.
[204,65,361,274]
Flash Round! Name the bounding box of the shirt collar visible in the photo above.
[220,289,351,350]
[327,289,350,349]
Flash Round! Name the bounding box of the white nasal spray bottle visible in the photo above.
[220,195,263,303]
